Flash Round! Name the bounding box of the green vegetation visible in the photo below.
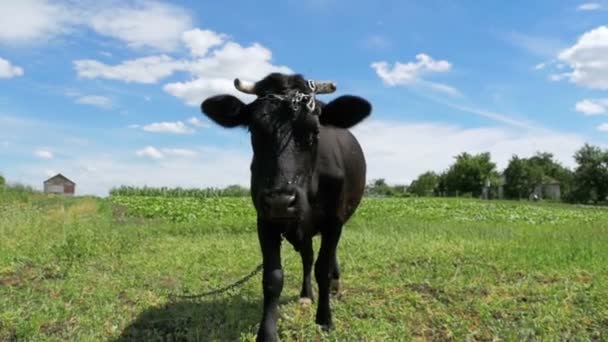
[2,190,608,341]
[407,143,608,205]
[408,171,439,197]
[110,195,608,227]
[110,185,250,198]
[0,182,39,204]
[503,152,573,200]
[570,144,608,204]
[439,152,498,198]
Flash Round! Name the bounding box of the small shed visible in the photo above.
[43,174,76,196]
[530,177,561,201]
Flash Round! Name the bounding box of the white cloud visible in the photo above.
[421,81,461,97]
[87,1,192,51]
[598,123,608,132]
[187,117,210,128]
[73,40,291,96]
[142,121,194,134]
[75,95,113,109]
[0,1,191,51]
[34,149,54,160]
[371,54,459,96]
[503,31,565,57]
[557,26,608,90]
[0,0,76,43]
[353,120,586,185]
[135,146,201,160]
[182,29,226,57]
[575,99,608,115]
[549,73,569,82]
[185,41,292,82]
[443,103,533,129]
[136,146,164,159]
[577,3,603,11]
[161,148,199,158]
[372,54,451,85]
[136,146,200,160]
[0,57,24,79]
[164,42,292,106]
[74,55,185,84]
[164,78,246,106]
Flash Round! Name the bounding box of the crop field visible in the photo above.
[1,194,608,341]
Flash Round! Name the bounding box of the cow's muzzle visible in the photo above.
[261,190,298,221]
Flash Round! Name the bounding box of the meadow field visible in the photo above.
[1,191,608,341]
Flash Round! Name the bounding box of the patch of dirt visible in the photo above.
[0,274,23,288]
[0,320,18,342]
[119,291,137,307]
[406,283,451,304]
[0,264,63,289]
[40,317,78,338]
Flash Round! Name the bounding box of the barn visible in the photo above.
[43,174,76,196]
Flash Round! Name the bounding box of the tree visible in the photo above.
[503,152,574,200]
[435,172,448,196]
[528,152,574,198]
[409,171,439,197]
[503,155,545,199]
[443,152,497,197]
[365,178,408,197]
[222,184,250,197]
[571,144,608,203]
[0,174,5,188]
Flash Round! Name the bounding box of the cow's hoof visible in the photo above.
[318,322,334,332]
[299,297,313,307]
[256,331,278,342]
[330,279,341,297]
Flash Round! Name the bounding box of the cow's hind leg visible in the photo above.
[315,222,342,331]
[299,238,314,306]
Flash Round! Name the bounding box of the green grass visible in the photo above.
[1,195,608,341]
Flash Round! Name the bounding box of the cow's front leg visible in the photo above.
[315,223,342,331]
[299,238,314,305]
[330,254,341,297]
[256,224,283,342]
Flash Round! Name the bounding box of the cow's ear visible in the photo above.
[201,95,249,128]
[320,95,371,128]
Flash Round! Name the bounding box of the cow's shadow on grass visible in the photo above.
[116,294,298,341]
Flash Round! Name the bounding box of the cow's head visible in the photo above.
[201,73,370,223]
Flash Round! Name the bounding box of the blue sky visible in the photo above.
[1,0,607,195]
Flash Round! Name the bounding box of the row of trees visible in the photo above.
[381,143,608,204]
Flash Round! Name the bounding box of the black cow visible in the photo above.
[201,73,371,341]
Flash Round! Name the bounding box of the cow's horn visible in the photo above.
[313,81,337,94]
[234,78,256,94]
